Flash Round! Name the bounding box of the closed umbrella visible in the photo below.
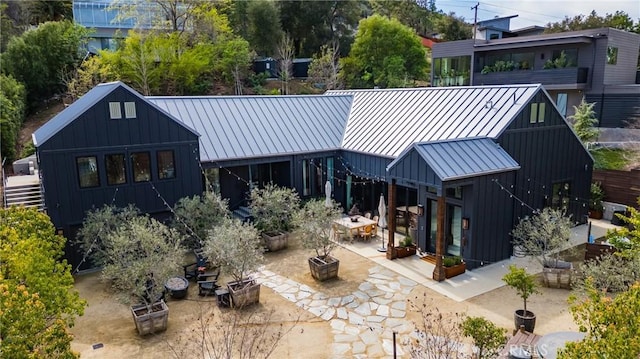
[325,181,332,207]
[377,193,388,252]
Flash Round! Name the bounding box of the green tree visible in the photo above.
[370,0,437,37]
[308,43,342,90]
[434,12,473,41]
[569,98,599,144]
[559,281,640,358]
[0,207,86,357]
[545,10,639,34]
[0,74,26,162]
[247,0,283,57]
[171,192,230,249]
[340,15,427,89]
[1,20,87,108]
[461,316,507,358]
[27,0,72,24]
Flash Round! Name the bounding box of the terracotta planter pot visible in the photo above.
[395,245,417,258]
[308,255,339,281]
[131,300,169,335]
[262,231,289,252]
[588,210,603,219]
[227,279,260,308]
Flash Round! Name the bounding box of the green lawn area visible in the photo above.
[591,147,630,170]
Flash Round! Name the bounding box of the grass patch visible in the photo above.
[591,147,629,170]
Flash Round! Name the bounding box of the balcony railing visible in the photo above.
[473,67,589,86]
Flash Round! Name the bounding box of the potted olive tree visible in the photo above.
[511,207,574,288]
[502,265,540,333]
[204,218,263,308]
[78,205,184,335]
[171,191,230,249]
[293,198,343,281]
[249,183,300,252]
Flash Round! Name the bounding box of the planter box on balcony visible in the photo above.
[474,67,588,86]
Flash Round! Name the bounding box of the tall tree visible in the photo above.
[308,43,342,90]
[246,0,283,57]
[434,12,473,41]
[545,10,639,34]
[277,34,294,95]
[0,21,87,108]
[0,74,27,162]
[370,0,437,36]
[27,0,72,24]
[569,98,599,144]
[111,0,200,34]
[340,14,427,89]
[0,207,86,357]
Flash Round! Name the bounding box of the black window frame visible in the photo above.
[76,155,100,188]
[105,153,127,185]
[157,150,176,180]
[131,151,151,183]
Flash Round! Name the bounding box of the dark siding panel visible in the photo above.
[586,93,640,128]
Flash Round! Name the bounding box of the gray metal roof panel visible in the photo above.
[329,84,540,158]
[410,138,520,181]
[148,95,352,163]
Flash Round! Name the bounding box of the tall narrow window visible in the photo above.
[157,150,175,179]
[314,159,323,195]
[77,156,99,188]
[607,47,618,65]
[302,160,310,196]
[530,103,538,123]
[105,154,126,185]
[556,93,568,117]
[131,152,151,182]
[551,181,571,211]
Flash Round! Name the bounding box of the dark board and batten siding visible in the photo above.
[585,93,640,128]
[340,151,393,182]
[38,86,202,230]
[498,92,592,224]
[387,148,441,188]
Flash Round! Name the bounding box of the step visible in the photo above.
[6,197,43,206]
[4,184,41,193]
[5,190,42,198]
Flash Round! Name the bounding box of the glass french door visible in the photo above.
[447,205,462,256]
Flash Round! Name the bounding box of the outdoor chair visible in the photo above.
[371,216,379,237]
[364,212,372,219]
[359,225,373,241]
[332,224,350,242]
[197,266,221,296]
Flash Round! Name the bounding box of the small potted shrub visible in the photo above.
[396,235,416,258]
[249,183,300,252]
[511,207,574,288]
[293,198,343,281]
[204,218,263,308]
[589,182,605,220]
[502,265,540,332]
[443,255,466,278]
[78,205,184,335]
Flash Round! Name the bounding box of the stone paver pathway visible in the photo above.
[254,265,418,358]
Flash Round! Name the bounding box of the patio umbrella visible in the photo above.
[377,193,388,252]
[325,181,332,207]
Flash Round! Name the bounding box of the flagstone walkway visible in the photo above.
[254,265,418,358]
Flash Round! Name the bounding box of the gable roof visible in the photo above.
[328,84,541,158]
[389,138,520,182]
[147,95,353,163]
[32,81,199,147]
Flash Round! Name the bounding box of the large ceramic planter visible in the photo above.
[131,300,169,335]
[542,261,573,289]
[444,262,466,279]
[395,245,417,258]
[514,309,536,333]
[262,231,289,252]
[227,279,260,308]
[165,276,189,299]
[308,255,339,281]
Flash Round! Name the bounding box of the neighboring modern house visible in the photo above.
[432,25,640,128]
[32,82,592,276]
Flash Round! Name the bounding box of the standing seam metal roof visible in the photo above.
[389,138,520,181]
[147,95,353,163]
[328,84,541,158]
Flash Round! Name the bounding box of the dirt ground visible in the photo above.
[70,235,578,358]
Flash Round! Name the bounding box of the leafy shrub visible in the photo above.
[443,256,462,267]
[250,183,300,234]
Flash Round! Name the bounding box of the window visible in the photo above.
[124,102,137,118]
[109,102,122,119]
[556,93,568,117]
[549,49,578,68]
[157,150,175,179]
[204,168,220,193]
[302,159,310,196]
[551,181,571,211]
[530,102,546,123]
[105,154,126,185]
[446,186,462,199]
[131,152,151,182]
[607,46,618,65]
[433,56,471,86]
[77,156,99,188]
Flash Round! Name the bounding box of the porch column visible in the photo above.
[386,179,397,260]
[432,192,446,281]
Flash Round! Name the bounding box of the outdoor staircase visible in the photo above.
[232,206,253,223]
[4,182,44,209]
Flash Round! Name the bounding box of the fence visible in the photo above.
[592,169,640,208]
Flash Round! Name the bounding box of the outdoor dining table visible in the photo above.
[334,215,377,240]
